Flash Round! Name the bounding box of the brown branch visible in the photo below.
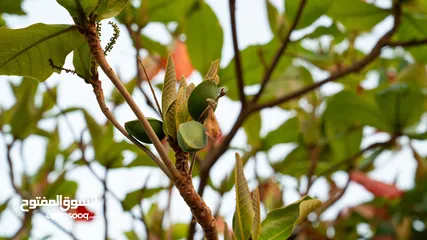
[11,210,33,240]
[2,137,22,196]
[252,0,308,103]
[89,78,173,180]
[387,38,427,47]
[85,23,218,239]
[318,175,351,215]
[318,136,397,177]
[303,145,321,195]
[86,23,180,178]
[229,0,246,106]
[84,23,180,180]
[252,1,403,111]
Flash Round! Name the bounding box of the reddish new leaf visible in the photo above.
[350,171,404,200]
[161,40,194,80]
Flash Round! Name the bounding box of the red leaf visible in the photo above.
[161,40,194,80]
[350,171,404,200]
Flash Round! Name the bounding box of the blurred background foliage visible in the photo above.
[1,0,427,239]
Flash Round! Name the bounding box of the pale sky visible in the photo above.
[0,0,426,239]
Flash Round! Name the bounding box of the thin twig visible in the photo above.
[303,146,321,195]
[137,57,163,116]
[229,0,246,106]
[127,25,161,116]
[253,1,403,111]
[252,0,308,103]
[103,169,109,240]
[79,141,149,232]
[318,175,351,215]
[3,138,22,196]
[317,137,397,177]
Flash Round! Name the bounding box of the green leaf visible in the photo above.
[73,42,92,81]
[0,23,85,82]
[260,196,322,240]
[177,120,207,152]
[145,204,165,238]
[96,0,130,20]
[0,0,26,15]
[185,2,223,75]
[258,65,315,109]
[124,231,139,240]
[251,187,262,240]
[45,172,78,198]
[297,111,321,146]
[126,118,165,143]
[327,0,389,32]
[162,54,177,121]
[141,0,196,23]
[398,63,427,88]
[121,187,166,211]
[394,13,427,62]
[164,100,177,139]
[286,0,333,29]
[204,59,220,84]
[272,145,308,177]
[266,0,281,35]
[220,39,292,97]
[0,199,10,215]
[324,91,390,131]
[56,0,98,18]
[40,86,57,113]
[175,80,191,130]
[262,117,299,151]
[375,83,426,131]
[9,78,39,139]
[233,153,255,240]
[126,154,157,168]
[304,22,346,42]
[141,34,168,57]
[324,118,363,162]
[0,16,5,27]
[168,223,189,240]
[83,110,103,154]
[323,91,388,160]
[243,112,262,147]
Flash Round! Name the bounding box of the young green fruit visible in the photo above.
[177,121,208,152]
[188,80,218,121]
[125,118,165,143]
